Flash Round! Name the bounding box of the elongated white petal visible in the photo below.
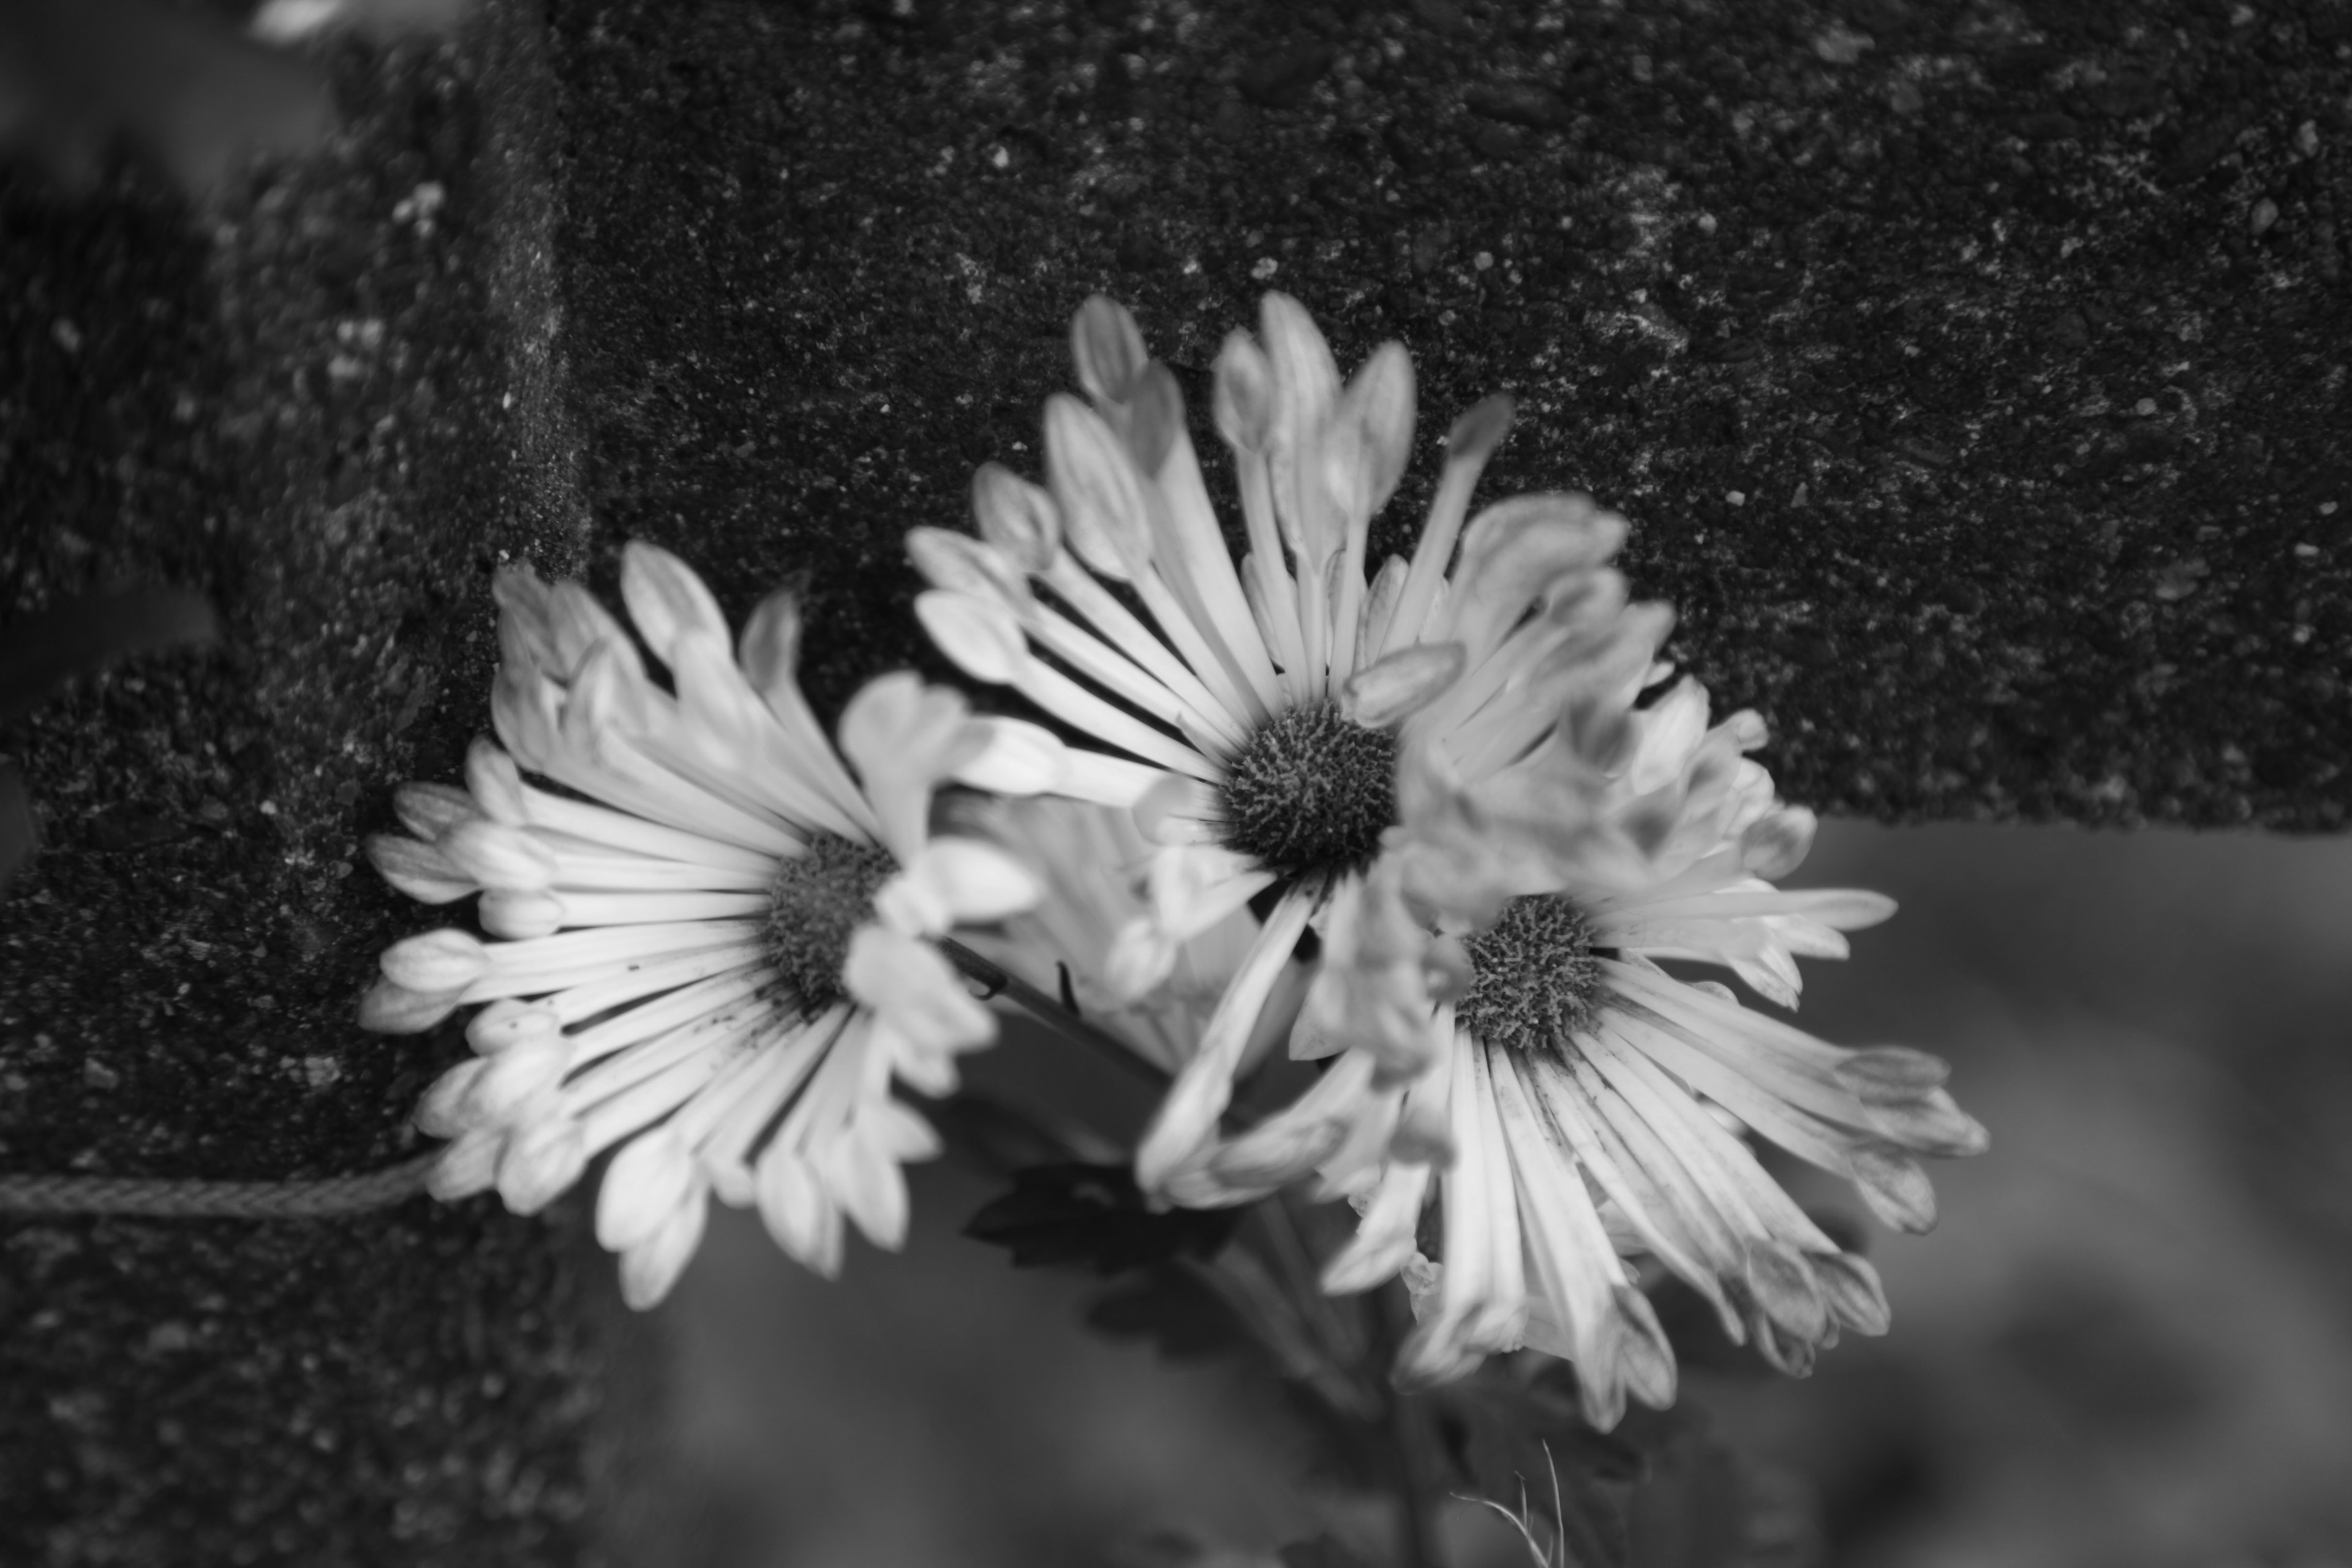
[618,1188,709,1309]
[497,1116,589,1215]
[1146,846,1277,943]
[360,977,465,1035]
[1340,641,1466,728]
[466,999,563,1055]
[562,966,774,1071]
[416,1058,490,1138]
[1212,326,1276,453]
[905,526,1033,609]
[366,834,476,903]
[818,1123,913,1251]
[428,1126,503,1200]
[517,783,775,875]
[1134,775,1224,847]
[571,1021,767,1158]
[480,890,563,938]
[1624,887,1896,929]
[1322,1159,1433,1294]
[1189,1047,1374,1200]
[1850,1145,1938,1231]
[755,1145,843,1278]
[1833,1046,1952,1099]
[1136,886,1316,1192]
[463,1034,571,1127]
[381,929,491,992]
[620,540,731,662]
[1379,394,1513,664]
[838,671,981,865]
[915,589,1030,685]
[459,919,761,1001]
[970,462,1063,574]
[897,837,1041,930]
[544,889,770,929]
[840,929,982,1057]
[1072,293,1149,404]
[1045,393,1155,579]
[1060,749,1169,808]
[540,943,766,1028]
[395,781,478,840]
[597,1125,699,1253]
[952,718,1068,795]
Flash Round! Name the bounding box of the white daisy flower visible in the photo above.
[908,290,1665,1199]
[947,792,1292,1082]
[359,543,1054,1307]
[1282,676,1989,1424]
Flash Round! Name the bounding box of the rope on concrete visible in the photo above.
[0,1149,441,1218]
[0,952,1141,1221]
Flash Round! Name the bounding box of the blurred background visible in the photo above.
[649,820,2352,1568]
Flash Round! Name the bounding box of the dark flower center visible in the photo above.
[1455,895,1608,1055]
[764,832,897,1009]
[1218,701,1398,881]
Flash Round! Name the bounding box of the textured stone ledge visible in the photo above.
[0,6,654,1563]
[540,0,2351,829]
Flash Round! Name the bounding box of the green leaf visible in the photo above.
[965,1162,1245,1275]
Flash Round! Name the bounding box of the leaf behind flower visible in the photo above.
[965,1161,1245,1275]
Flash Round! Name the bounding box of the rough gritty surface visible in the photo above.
[0,11,676,1564]
[546,0,2350,827]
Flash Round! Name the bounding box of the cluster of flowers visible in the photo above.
[363,293,1985,1428]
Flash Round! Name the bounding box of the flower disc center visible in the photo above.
[1455,895,1607,1055]
[1218,701,1398,881]
[765,832,897,1009]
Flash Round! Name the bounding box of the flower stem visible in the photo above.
[1371,1282,1448,1568]
[937,937,1170,1087]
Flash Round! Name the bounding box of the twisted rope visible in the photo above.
[0,1149,441,1218]
[0,951,1131,1220]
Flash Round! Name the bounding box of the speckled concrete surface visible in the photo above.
[0,11,655,1564]
[543,0,2350,828]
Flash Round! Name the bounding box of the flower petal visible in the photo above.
[617,1188,709,1310]
[1340,641,1466,728]
[1044,393,1153,580]
[496,1116,588,1216]
[1071,293,1149,405]
[970,462,1063,574]
[620,540,730,663]
[838,671,981,862]
[755,1146,843,1278]
[366,834,476,904]
[596,1125,699,1254]
[380,929,491,993]
[844,924,993,1056]
[902,837,1041,929]
[951,717,1069,796]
